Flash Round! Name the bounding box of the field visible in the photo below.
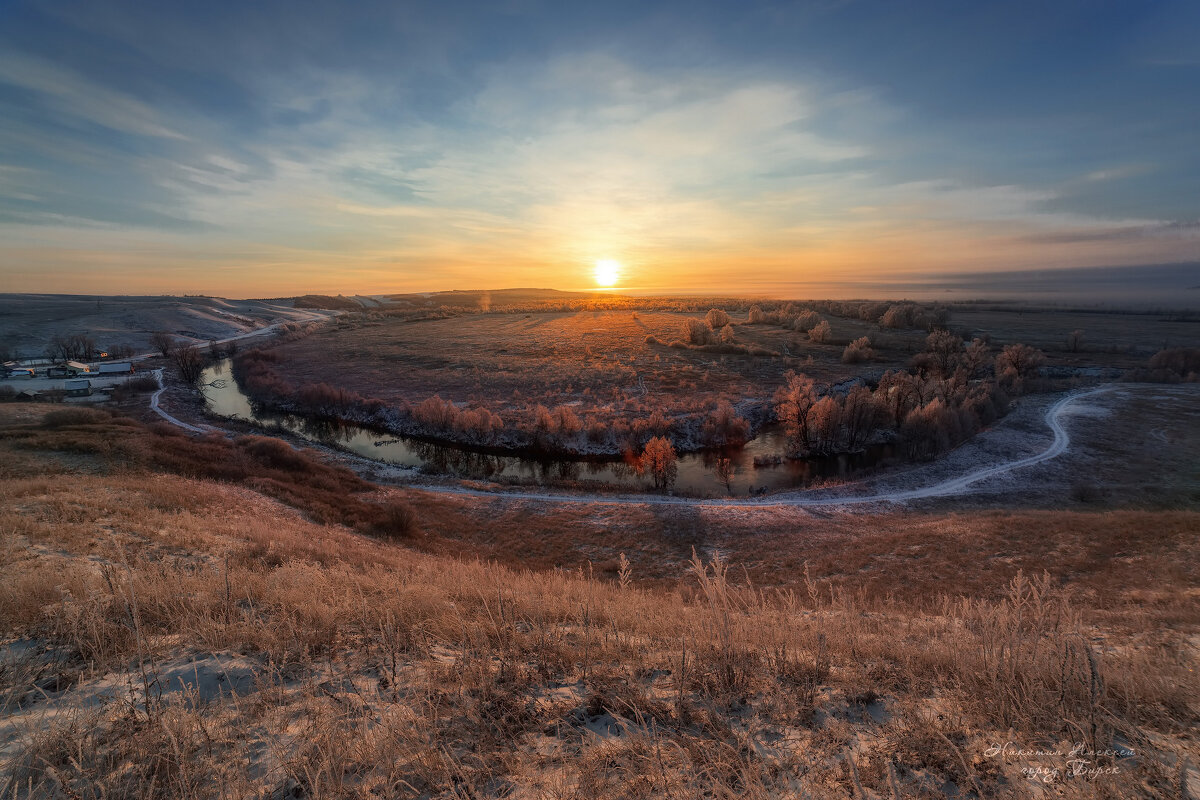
[267,309,910,408]
[1,293,1198,798]
[0,403,1197,798]
[0,294,334,361]
[948,305,1199,366]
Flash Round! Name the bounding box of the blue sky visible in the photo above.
[0,0,1197,295]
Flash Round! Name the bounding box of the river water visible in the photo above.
[199,360,892,497]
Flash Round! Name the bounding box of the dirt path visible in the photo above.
[149,369,209,433]
[144,308,342,432]
[149,349,1116,508]
[407,384,1117,508]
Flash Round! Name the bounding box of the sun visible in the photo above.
[594,259,620,287]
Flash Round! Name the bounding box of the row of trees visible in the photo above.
[234,348,750,460]
[775,332,1043,460]
[42,333,137,362]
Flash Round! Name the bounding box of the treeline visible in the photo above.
[233,350,755,458]
[293,294,364,311]
[366,294,950,330]
[775,332,1044,461]
[745,300,949,331]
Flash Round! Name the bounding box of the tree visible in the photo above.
[46,333,95,361]
[774,371,817,453]
[996,343,1044,386]
[701,400,749,447]
[718,324,735,343]
[875,370,921,427]
[808,395,843,454]
[808,320,832,344]
[150,331,177,358]
[747,305,767,324]
[924,329,964,377]
[841,385,882,451]
[45,335,71,362]
[705,308,731,330]
[714,457,735,495]
[171,346,205,384]
[1066,329,1084,353]
[962,338,992,378]
[639,435,678,491]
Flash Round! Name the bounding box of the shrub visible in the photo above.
[774,371,817,454]
[791,310,821,331]
[808,320,832,344]
[237,435,314,472]
[683,318,711,345]
[41,408,111,428]
[841,336,874,364]
[1149,347,1200,378]
[996,343,1044,391]
[705,308,731,330]
[701,401,749,447]
[747,305,767,324]
[372,501,417,540]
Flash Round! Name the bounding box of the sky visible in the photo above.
[0,0,1197,297]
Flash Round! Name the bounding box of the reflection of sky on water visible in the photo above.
[200,360,892,498]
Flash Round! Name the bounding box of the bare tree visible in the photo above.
[746,305,767,324]
[808,395,843,454]
[718,324,735,343]
[962,338,992,378]
[45,333,95,362]
[45,335,72,363]
[774,371,817,453]
[875,369,921,427]
[924,329,965,376]
[171,346,205,384]
[714,457,735,495]
[1066,329,1084,353]
[841,385,882,451]
[997,343,1044,381]
[150,331,177,358]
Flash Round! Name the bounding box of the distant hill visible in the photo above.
[386,288,601,310]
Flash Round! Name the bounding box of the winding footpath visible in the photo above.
[148,327,1114,508]
[397,384,1117,508]
[149,369,208,433]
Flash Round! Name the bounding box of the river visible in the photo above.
[199,360,893,497]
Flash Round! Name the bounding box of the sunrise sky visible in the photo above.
[1,0,1198,297]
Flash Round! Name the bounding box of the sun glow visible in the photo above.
[594,259,620,287]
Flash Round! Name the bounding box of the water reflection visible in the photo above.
[200,360,894,497]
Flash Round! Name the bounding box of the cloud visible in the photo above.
[0,52,186,140]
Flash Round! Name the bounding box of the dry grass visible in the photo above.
[261,309,923,430]
[0,406,1196,798]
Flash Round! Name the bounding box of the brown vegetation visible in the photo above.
[0,408,1194,797]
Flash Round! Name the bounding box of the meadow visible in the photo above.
[0,404,1197,798]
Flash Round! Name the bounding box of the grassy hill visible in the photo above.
[0,404,1196,798]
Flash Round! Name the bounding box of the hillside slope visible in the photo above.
[0,406,1196,798]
